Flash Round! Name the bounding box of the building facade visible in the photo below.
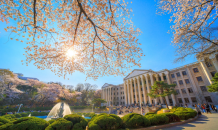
[102,52,218,106]
[101,83,125,106]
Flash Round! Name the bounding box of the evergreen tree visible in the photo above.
[207,73,218,92]
[148,81,176,109]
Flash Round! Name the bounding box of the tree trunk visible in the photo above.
[163,97,169,109]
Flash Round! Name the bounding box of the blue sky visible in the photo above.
[0,0,197,89]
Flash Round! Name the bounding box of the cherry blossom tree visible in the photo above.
[158,0,218,62]
[0,0,143,79]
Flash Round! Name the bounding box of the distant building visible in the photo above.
[102,52,218,106]
[101,83,125,106]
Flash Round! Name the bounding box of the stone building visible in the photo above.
[102,52,218,106]
[101,83,125,106]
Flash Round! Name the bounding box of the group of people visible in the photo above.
[195,103,217,115]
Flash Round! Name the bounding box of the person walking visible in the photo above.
[197,103,203,113]
[195,105,202,116]
[205,104,211,114]
[201,104,206,113]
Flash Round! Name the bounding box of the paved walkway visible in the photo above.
[161,113,218,130]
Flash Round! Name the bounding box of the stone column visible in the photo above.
[133,78,138,104]
[210,54,218,72]
[160,73,170,105]
[149,73,154,105]
[127,80,131,105]
[130,79,134,104]
[124,81,128,106]
[140,75,147,105]
[165,72,176,106]
[155,74,163,104]
[145,74,152,105]
[198,58,212,84]
[137,76,142,107]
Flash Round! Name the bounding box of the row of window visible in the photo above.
[111,96,125,100]
[176,86,207,94]
[178,96,212,103]
[171,67,201,79]
[173,76,203,86]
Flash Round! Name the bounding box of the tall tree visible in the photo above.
[0,0,143,79]
[148,81,176,109]
[207,72,218,92]
[158,0,218,62]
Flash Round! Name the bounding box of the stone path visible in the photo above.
[160,113,218,130]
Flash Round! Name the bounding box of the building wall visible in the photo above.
[102,52,218,106]
[101,84,125,106]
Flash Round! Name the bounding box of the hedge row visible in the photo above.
[0,107,197,130]
[73,112,96,118]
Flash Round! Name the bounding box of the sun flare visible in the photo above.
[66,49,77,58]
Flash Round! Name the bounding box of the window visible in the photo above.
[185,79,190,84]
[176,89,180,94]
[114,93,115,95]
[205,58,213,67]
[114,97,115,99]
[188,88,193,93]
[141,88,143,91]
[173,81,177,85]
[179,80,183,85]
[193,68,199,73]
[144,80,146,84]
[158,77,161,81]
[117,88,118,90]
[121,97,122,99]
[121,102,122,105]
[117,92,118,95]
[182,71,187,75]
[169,99,173,104]
[142,94,143,97]
[121,92,122,94]
[196,76,203,81]
[184,98,190,103]
[134,95,135,98]
[117,102,119,105]
[171,74,175,78]
[191,97,197,102]
[123,96,124,99]
[176,72,181,77]
[211,71,216,77]
[205,96,212,102]
[114,88,115,90]
[140,81,142,85]
[163,76,167,80]
[133,89,134,92]
[181,89,186,94]
[200,86,207,92]
[178,98,183,103]
[117,97,119,100]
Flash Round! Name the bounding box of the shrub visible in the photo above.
[145,112,155,115]
[1,115,16,121]
[48,119,55,124]
[0,117,11,125]
[10,117,49,130]
[159,113,180,122]
[0,123,13,130]
[45,118,73,130]
[64,114,87,129]
[14,114,21,118]
[89,114,123,130]
[174,111,189,120]
[122,113,150,128]
[155,114,169,124]
[183,111,197,118]
[20,113,28,117]
[145,115,159,125]
[176,107,186,111]
[73,123,83,130]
